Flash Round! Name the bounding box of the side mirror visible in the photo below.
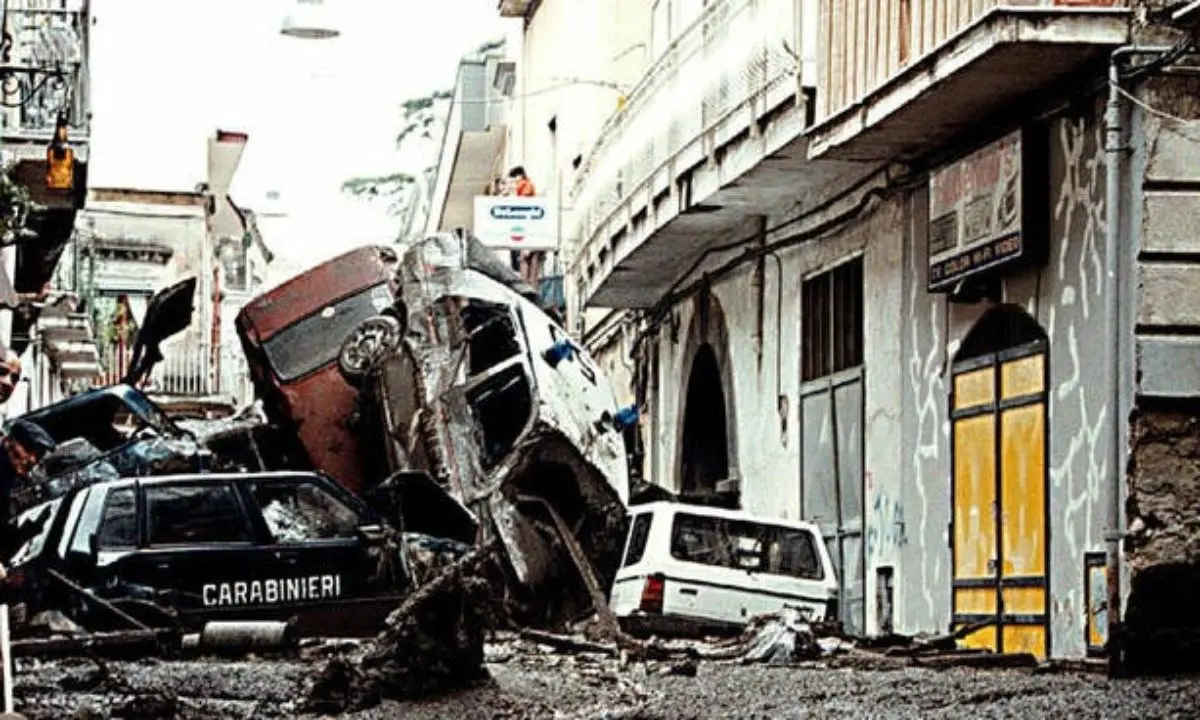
[88,533,100,557]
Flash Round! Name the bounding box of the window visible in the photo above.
[623,513,653,567]
[249,480,361,543]
[95,488,137,548]
[145,484,251,545]
[262,283,393,382]
[669,513,823,580]
[461,300,520,376]
[801,257,863,382]
[466,364,533,470]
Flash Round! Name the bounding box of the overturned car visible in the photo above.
[239,233,633,628]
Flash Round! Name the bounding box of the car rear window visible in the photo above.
[622,513,652,567]
[669,512,823,580]
[146,484,252,545]
[262,283,392,382]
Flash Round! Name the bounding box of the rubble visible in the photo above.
[304,544,500,714]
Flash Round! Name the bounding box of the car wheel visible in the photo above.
[338,314,403,386]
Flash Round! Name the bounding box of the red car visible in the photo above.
[235,245,400,493]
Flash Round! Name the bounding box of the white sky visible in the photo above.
[87,0,507,281]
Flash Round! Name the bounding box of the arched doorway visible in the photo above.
[950,304,1050,659]
[680,343,730,496]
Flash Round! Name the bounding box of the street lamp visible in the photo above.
[280,0,339,40]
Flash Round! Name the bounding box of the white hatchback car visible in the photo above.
[610,502,840,635]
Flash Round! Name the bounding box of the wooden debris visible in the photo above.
[912,651,1038,670]
[520,628,617,656]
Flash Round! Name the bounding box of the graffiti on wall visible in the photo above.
[866,493,907,558]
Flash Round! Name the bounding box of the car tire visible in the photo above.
[338,314,403,387]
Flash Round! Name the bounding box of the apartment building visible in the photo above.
[494,0,1200,670]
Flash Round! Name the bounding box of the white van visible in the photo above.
[610,502,839,635]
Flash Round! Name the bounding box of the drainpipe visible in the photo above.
[751,216,767,371]
[1103,45,1171,658]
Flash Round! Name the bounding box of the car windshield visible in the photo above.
[669,512,824,580]
[262,283,392,382]
[9,498,63,565]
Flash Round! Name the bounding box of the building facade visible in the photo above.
[517,0,1200,669]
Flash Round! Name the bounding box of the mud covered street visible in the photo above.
[13,639,1200,720]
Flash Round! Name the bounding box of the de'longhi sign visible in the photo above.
[473,196,559,251]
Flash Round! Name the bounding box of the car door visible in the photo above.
[240,475,387,607]
[120,480,261,611]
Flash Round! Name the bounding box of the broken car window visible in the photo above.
[9,498,63,566]
[669,513,823,580]
[249,480,361,543]
[262,283,392,382]
[465,364,533,470]
[145,484,252,546]
[461,300,521,376]
[95,487,137,548]
[623,513,653,567]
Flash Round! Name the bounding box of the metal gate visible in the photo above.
[799,366,865,636]
[950,340,1049,658]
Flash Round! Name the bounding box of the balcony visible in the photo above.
[0,0,90,189]
[100,341,254,409]
[426,55,509,234]
[808,0,1129,161]
[571,0,861,308]
[497,0,536,18]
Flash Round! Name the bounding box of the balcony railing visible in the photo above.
[99,341,254,407]
[817,0,1127,123]
[0,0,90,142]
[571,0,805,258]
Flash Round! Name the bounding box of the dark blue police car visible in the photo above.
[5,471,433,636]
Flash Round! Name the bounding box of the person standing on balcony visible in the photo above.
[505,166,547,285]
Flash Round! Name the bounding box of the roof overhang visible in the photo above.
[807,7,1131,162]
[437,127,506,231]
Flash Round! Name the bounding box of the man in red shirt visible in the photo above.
[506,167,545,284]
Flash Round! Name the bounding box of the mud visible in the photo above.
[15,639,1200,719]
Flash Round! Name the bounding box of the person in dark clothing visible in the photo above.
[0,419,55,528]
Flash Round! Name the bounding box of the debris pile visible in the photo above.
[305,545,500,714]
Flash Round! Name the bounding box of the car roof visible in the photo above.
[630,501,823,533]
[80,470,334,494]
[7,384,147,428]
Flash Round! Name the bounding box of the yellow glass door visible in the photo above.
[950,342,1048,658]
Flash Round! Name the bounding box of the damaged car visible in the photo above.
[235,245,401,493]
[4,471,457,636]
[329,232,633,628]
[4,277,298,517]
[611,502,840,637]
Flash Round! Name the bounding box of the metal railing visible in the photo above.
[99,340,254,407]
[570,0,803,259]
[0,0,90,141]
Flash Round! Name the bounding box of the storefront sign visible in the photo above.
[927,130,1031,291]
[473,196,559,251]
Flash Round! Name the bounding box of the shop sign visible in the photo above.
[927,130,1029,291]
[474,196,558,251]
